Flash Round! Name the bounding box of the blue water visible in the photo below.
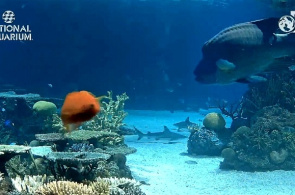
[0,0,290,111]
[1,1,295,194]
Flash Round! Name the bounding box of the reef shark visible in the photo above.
[173,117,197,131]
[134,126,187,141]
[194,18,295,84]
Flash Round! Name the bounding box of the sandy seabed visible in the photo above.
[124,110,295,195]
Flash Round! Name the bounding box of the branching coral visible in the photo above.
[89,180,110,195]
[82,91,129,133]
[35,181,96,195]
[34,177,142,195]
[94,177,145,195]
[10,174,142,195]
[43,114,64,133]
[11,175,53,194]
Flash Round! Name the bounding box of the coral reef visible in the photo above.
[35,133,65,142]
[203,112,226,132]
[65,130,124,148]
[81,91,129,133]
[6,175,144,195]
[45,152,111,181]
[187,127,224,156]
[42,114,64,133]
[0,145,31,176]
[69,143,94,152]
[0,92,63,143]
[220,106,295,171]
[11,175,54,194]
[0,176,13,195]
[0,91,143,194]
[210,99,249,131]
[35,181,96,195]
[242,73,295,118]
[95,177,145,195]
[89,179,110,195]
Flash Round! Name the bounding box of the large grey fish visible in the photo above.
[194,18,295,84]
[134,126,187,141]
[173,117,197,131]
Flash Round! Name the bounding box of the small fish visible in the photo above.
[48,84,53,88]
[185,160,198,165]
[9,142,16,145]
[194,18,295,84]
[61,91,105,132]
[1,108,5,112]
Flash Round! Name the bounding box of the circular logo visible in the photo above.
[278,15,295,33]
[2,10,15,24]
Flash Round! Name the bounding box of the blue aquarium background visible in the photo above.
[1,1,295,195]
[0,0,287,110]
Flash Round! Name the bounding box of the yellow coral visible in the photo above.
[35,181,95,195]
[203,112,226,132]
[90,180,110,195]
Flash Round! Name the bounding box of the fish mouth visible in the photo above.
[194,58,218,84]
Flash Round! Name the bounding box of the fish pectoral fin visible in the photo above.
[236,75,267,83]
[216,59,236,71]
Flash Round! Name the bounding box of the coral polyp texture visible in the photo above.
[11,175,54,194]
[35,181,96,195]
[203,112,226,132]
[10,176,144,195]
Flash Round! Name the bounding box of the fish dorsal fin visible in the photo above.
[251,18,280,44]
[236,75,267,83]
[185,117,190,123]
[163,126,170,132]
[147,131,152,134]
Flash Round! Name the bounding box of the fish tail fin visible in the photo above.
[65,123,80,133]
[134,126,144,140]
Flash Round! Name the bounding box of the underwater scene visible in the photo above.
[1,0,295,194]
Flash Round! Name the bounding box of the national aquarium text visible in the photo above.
[0,25,32,41]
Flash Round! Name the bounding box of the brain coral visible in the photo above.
[33,101,57,116]
[203,112,226,132]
